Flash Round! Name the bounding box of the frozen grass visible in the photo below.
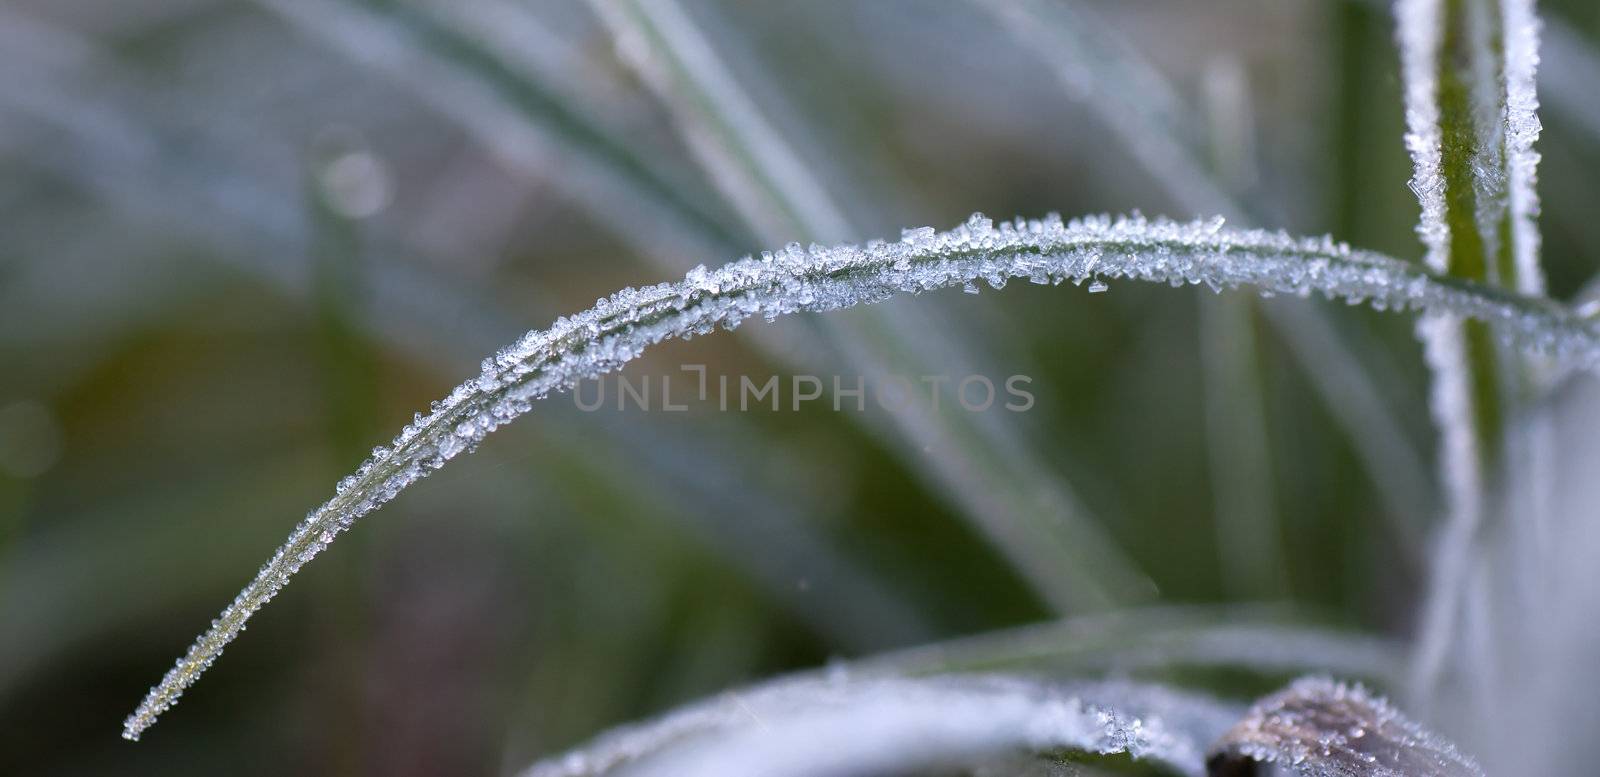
[54,0,1600,773]
[124,210,1600,739]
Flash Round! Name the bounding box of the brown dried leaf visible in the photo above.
[1206,677,1482,777]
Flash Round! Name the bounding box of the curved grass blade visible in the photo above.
[1208,676,1483,777]
[123,212,1600,740]
[521,674,1240,777]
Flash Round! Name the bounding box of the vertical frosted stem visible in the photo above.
[1398,0,1547,704]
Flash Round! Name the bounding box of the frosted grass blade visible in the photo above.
[1396,0,1549,703]
[124,211,1600,739]
[521,674,1240,777]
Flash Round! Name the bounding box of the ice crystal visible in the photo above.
[123,212,1600,740]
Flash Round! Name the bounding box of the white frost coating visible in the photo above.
[1397,0,1448,273]
[520,674,1240,777]
[1502,0,1545,296]
[123,212,1600,740]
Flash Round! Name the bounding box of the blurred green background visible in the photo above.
[3,0,1599,774]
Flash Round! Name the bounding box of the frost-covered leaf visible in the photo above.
[522,674,1241,777]
[1207,677,1482,777]
[123,212,1600,740]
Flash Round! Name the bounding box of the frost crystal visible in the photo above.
[123,213,1600,740]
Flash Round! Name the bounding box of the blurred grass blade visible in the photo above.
[583,0,852,243]
[124,211,1600,739]
[582,0,1149,611]
[0,5,933,669]
[1199,293,1285,598]
[864,605,1405,686]
[1197,57,1284,599]
[977,0,1435,554]
[1542,15,1600,151]
[6,6,934,652]
[522,674,1240,777]
[256,0,741,268]
[1208,676,1483,777]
